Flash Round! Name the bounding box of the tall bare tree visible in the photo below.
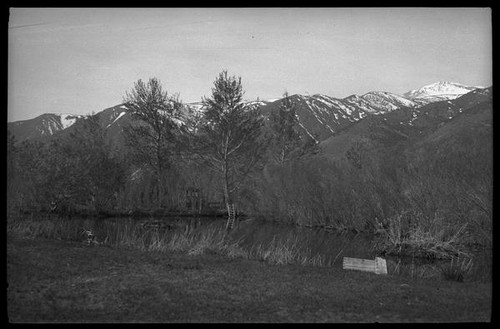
[269,92,301,164]
[123,78,184,208]
[192,71,268,227]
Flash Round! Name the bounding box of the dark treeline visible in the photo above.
[7,71,492,254]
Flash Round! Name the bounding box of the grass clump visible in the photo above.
[250,234,326,267]
[441,257,474,282]
[186,227,248,258]
[374,210,472,260]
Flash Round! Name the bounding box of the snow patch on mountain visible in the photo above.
[311,94,338,109]
[361,91,417,113]
[106,111,126,128]
[305,99,336,133]
[43,113,82,132]
[343,95,378,114]
[404,81,477,104]
[60,114,79,129]
[246,100,268,107]
[361,92,401,112]
[295,113,317,142]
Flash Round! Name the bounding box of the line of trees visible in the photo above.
[119,71,315,228]
[8,115,126,214]
[7,71,313,225]
[7,70,492,246]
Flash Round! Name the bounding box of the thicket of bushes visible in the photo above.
[241,123,492,257]
[7,129,223,216]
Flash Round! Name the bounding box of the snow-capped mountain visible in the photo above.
[403,81,479,105]
[8,102,194,145]
[259,91,419,141]
[320,86,492,158]
[360,91,417,112]
[8,113,83,142]
[8,82,485,146]
[257,82,483,141]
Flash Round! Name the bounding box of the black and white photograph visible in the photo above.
[7,7,492,322]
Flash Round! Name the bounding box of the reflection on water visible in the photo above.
[54,215,491,282]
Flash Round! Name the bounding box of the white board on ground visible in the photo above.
[343,256,387,275]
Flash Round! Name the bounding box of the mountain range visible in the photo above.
[320,86,492,160]
[8,81,492,159]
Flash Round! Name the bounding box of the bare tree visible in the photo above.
[269,92,301,164]
[192,71,268,229]
[123,78,184,208]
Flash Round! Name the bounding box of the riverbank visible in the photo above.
[7,235,491,322]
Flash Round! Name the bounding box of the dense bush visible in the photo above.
[241,124,491,256]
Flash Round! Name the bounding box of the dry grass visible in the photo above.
[250,235,327,267]
[375,211,472,260]
[441,257,474,282]
[7,216,325,268]
[7,217,81,241]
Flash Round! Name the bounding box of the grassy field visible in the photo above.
[7,235,491,323]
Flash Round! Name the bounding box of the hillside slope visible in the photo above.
[319,87,492,160]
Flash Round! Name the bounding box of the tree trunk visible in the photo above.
[222,160,235,231]
[223,161,231,213]
[280,143,286,164]
[157,175,163,209]
[157,138,164,209]
[91,193,96,213]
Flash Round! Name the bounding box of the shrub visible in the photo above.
[374,210,472,259]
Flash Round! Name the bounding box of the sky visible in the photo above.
[8,8,492,122]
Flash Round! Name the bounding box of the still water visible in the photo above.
[66,215,492,282]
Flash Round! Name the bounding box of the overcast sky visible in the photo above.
[8,7,492,122]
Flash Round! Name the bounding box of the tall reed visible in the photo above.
[249,234,327,267]
[374,210,472,259]
[8,216,331,268]
[441,257,474,282]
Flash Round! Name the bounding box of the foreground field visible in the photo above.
[7,236,491,323]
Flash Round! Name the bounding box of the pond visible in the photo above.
[20,214,492,282]
[231,218,491,282]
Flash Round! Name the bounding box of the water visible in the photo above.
[29,214,492,282]
[240,219,491,281]
[232,219,376,261]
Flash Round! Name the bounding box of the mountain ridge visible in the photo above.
[8,82,487,146]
